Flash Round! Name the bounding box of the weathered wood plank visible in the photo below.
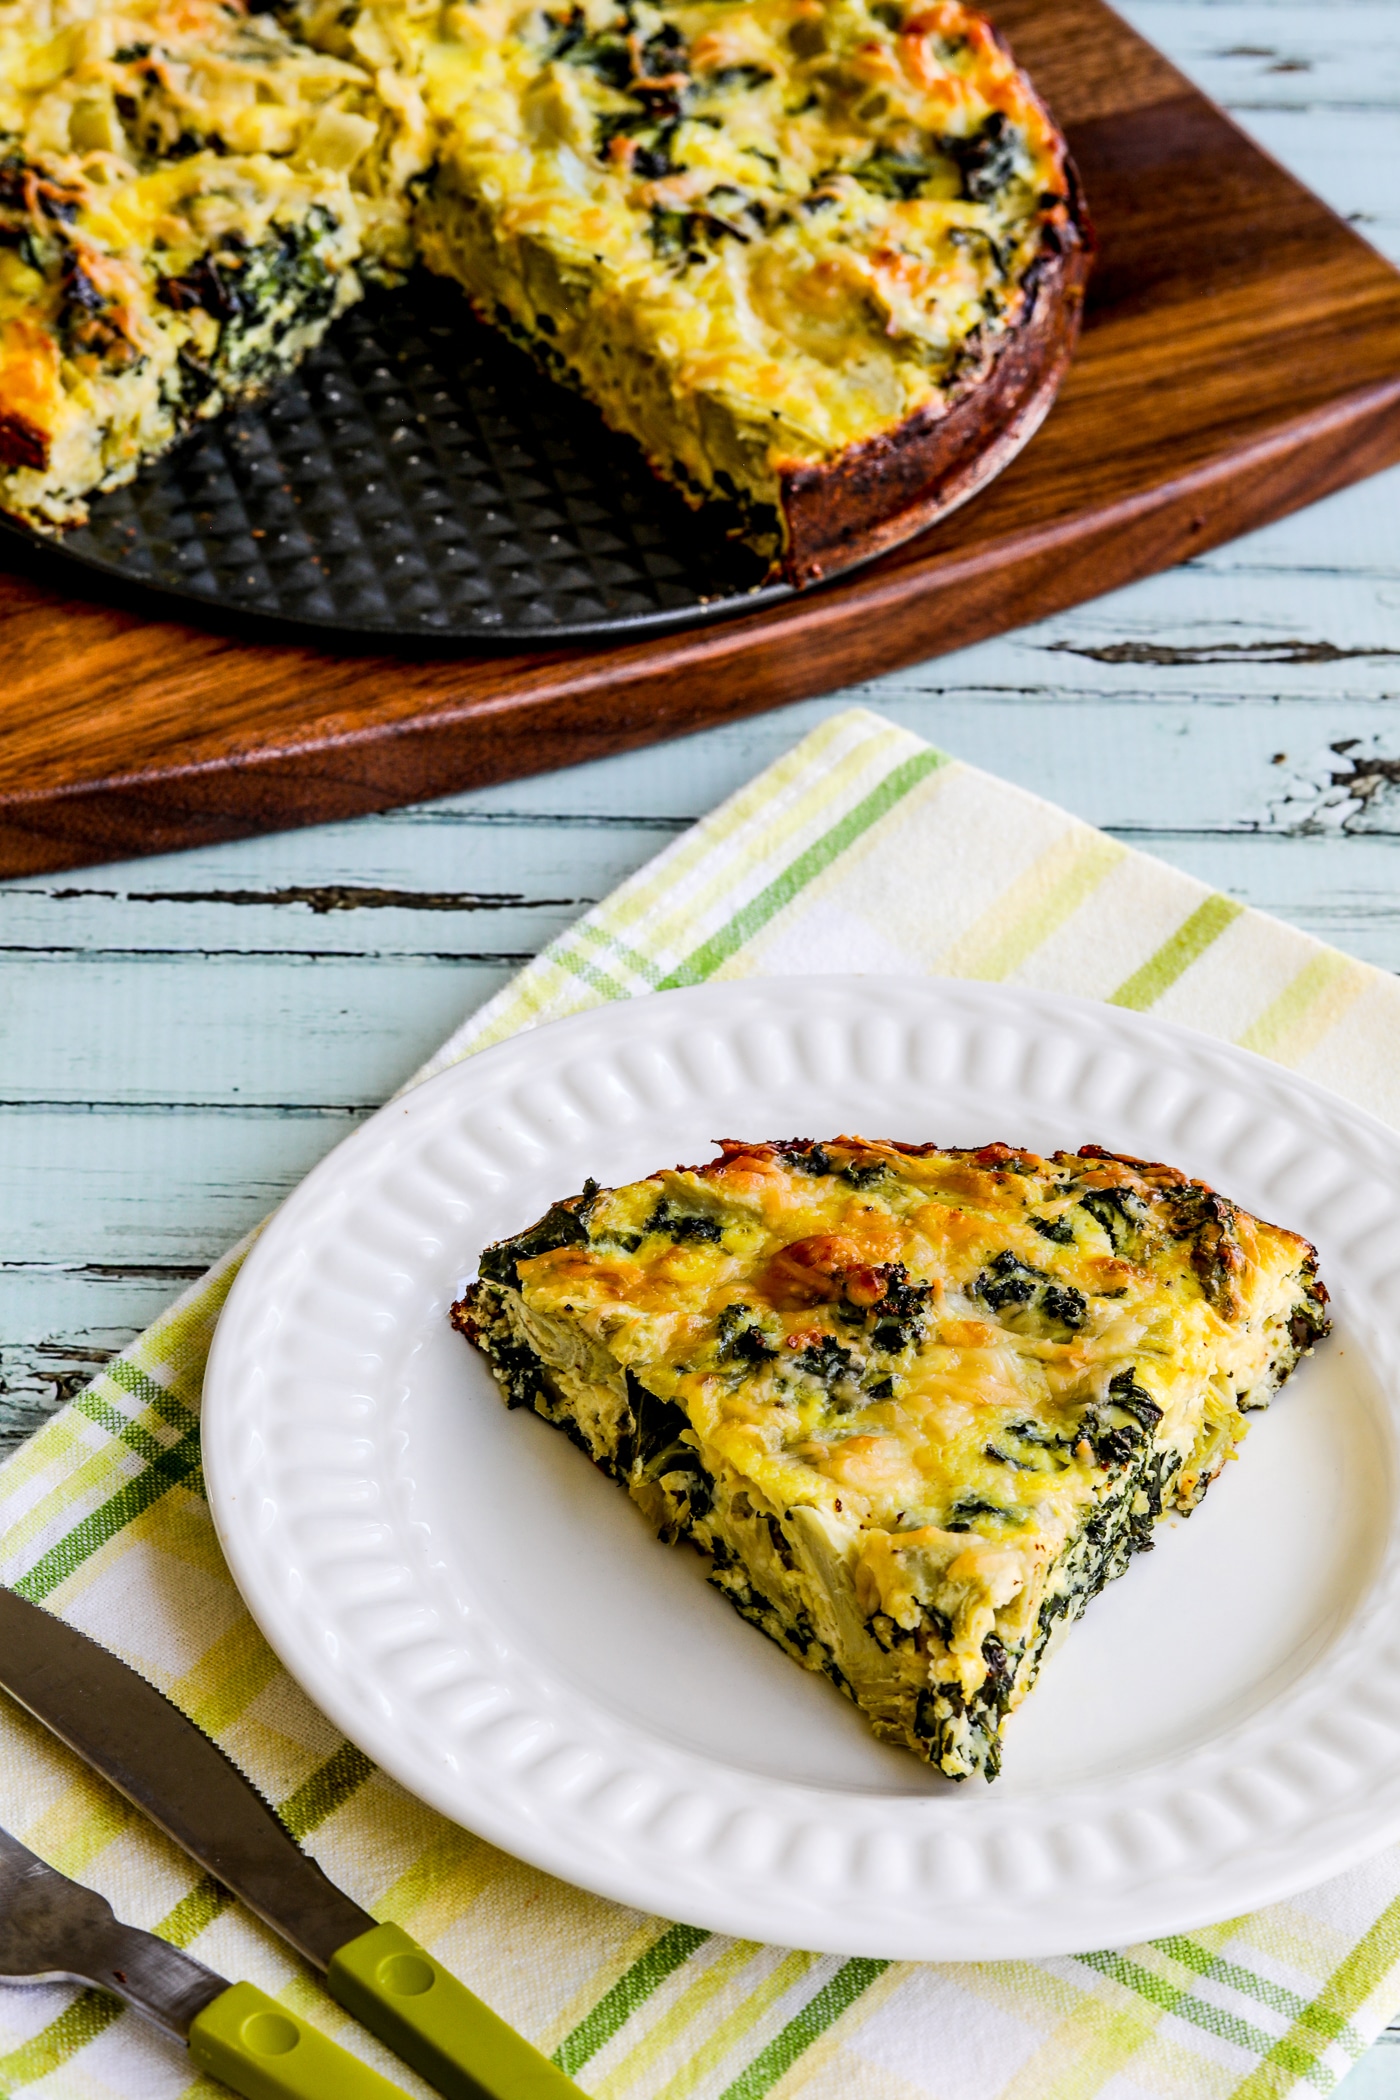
[0,959,509,1104]
[1121,0,1400,111]
[0,1108,371,1267]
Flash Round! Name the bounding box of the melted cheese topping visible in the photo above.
[500,1138,1324,1726]
[0,0,405,251]
[290,0,1071,530]
[1,0,1072,538]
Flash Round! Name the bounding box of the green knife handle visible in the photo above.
[329,1922,584,2100]
[189,1980,413,2100]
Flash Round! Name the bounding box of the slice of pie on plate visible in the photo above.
[454,1136,1329,1780]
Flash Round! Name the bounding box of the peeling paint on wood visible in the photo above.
[55,885,583,915]
[1264,736,1400,836]
[1047,639,1400,667]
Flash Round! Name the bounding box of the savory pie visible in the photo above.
[454,1137,1328,1780]
[1,0,1089,579]
[292,0,1091,579]
[0,0,410,524]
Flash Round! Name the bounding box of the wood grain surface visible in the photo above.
[2,0,1400,878]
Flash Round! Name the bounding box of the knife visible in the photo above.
[0,1588,582,2100]
[0,1822,410,2100]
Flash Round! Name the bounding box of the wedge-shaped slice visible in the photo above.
[454,1137,1329,1780]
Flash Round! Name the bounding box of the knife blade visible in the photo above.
[0,1823,411,2100]
[0,1587,582,2100]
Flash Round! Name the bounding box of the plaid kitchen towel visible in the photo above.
[4,704,1400,2100]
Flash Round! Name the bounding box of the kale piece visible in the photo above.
[976,1252,1085,1333]
[1042,1283,1086,1331]
[647,195,756,258]
[869,1263,932,1351]
[1076,1385,1155,1475]
[1091,1421,1141,1472]
[1031,1213,1074,1244]
[1077,1186,1148,1253]
[647,1197,723,1243]
[984,1442,1035,1471]
[546,6,633,88]
[977,1251,1041,1313]
[717,1302,776,1364]
[980,1634,1014,1710]
[1107,1366,1163,1431]
[948,112,1022,203]
[633,122,682,178]
[946,1494,1007,1533]
[777,1141,835,1175]
[174,347,217,406]
[637,21,687,76]
[0,222,42,272]
[625,1371,715,1523]
[854,148,949,201]
[477,1178,598,1287]
[797,1335,856,1381]
[1290,1301,1328,1350]
[543,4,585,56]
[874,1266,929,1319]
[840,1160,887,1188]
[483,1334,549,1411]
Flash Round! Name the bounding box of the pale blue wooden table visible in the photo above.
[3,0,1399,2086]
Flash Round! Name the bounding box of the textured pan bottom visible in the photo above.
[0,270,786,646]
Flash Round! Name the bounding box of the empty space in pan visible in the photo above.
[3,270,788,646]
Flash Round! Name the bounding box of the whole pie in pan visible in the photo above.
[0,0,1090,583]
[454,1138,1328,1780]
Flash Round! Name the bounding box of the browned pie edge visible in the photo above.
[778,155,1094,588]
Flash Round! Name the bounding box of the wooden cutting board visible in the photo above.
[3,0,1400,879]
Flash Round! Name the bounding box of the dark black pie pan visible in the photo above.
[0,268,796,648]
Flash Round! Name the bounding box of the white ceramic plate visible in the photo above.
[203,978,1400,1959]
